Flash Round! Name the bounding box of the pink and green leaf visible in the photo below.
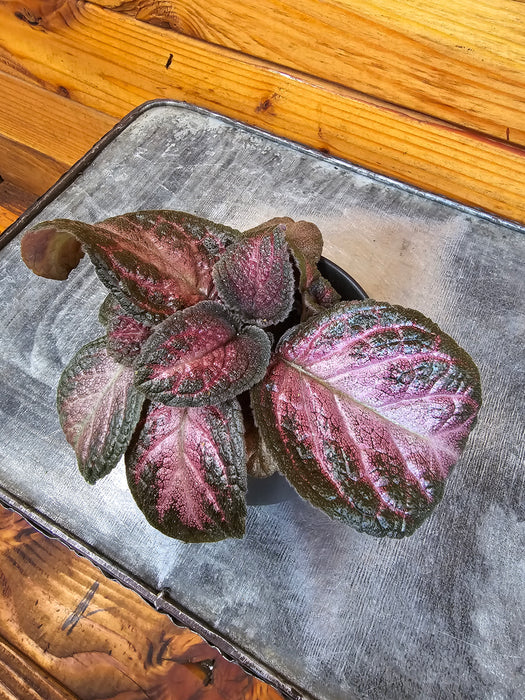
[125,399,247,542]
[212,226,295,326]
[57,338,145,484]
[302,273,342,318]
[251,300,482,538]
[20,225,84,280]
[134,301,272,406]
[100,295,154,367]
[24,211,240,320]
[244,217,323,291]
[283,220,324,291]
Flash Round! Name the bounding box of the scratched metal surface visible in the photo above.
[0,102,524,700]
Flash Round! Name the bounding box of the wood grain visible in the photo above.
[0,0,524,223]
[0,72,116,196]
[91,0,525,146]
[0,505,283,699]
[0,181,35,231]
[0,636,78,699]
[0,72,116,173]
[0,134,69,197]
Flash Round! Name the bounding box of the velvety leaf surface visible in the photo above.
[245,217,323,291]
[134,301,272,406]
[98,293,121,327]
[26,212,240,320]
[125,400,247,542]
[20,225,84,280]
[243,216,294,238]
[252,300,482,538]
[57,338,145,484]
[302,273,342,319]
[284,220,324,291]
[212,226,295,326]
[100,295,154,366]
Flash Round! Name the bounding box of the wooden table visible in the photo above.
[1,1,524,697]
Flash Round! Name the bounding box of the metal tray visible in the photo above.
[1,100,524,700]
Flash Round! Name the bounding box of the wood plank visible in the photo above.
[92,0,525,145]
[0,180,36,232]
[0,1,524,223]
[0,133,68,197]
[0,636,78,700]
[0,506,283,699]
[0,71,116,195]
[0,72,117,169]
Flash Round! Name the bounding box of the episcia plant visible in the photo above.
[20,210,482,542]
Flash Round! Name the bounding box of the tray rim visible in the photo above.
[0,98,520,700]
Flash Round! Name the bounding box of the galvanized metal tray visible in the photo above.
[1,100,524,700]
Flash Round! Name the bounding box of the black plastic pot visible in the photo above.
[246,257,368,506]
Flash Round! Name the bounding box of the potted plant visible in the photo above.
[20,211,482,542]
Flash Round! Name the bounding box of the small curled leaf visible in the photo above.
[302,273,342,318]
[134,301,272,406]
[247,431,279,478]
[20,225,84,280]
[240,393,278,478]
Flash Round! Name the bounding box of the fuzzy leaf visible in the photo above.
[20,225,84,280]
[57,338,145,484]
[244,217,323,292]
[213,226,294,326]
[100,295,153,367]
[302,273,342,318]
[125,400,247,542]
[98,294,121,327]
[134,301,272,406]
[284,220,324,291]
[252,300,482,538]
[25,211,240,320]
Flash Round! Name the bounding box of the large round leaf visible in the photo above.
[252,300,482,538]
[126,400,247,542]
